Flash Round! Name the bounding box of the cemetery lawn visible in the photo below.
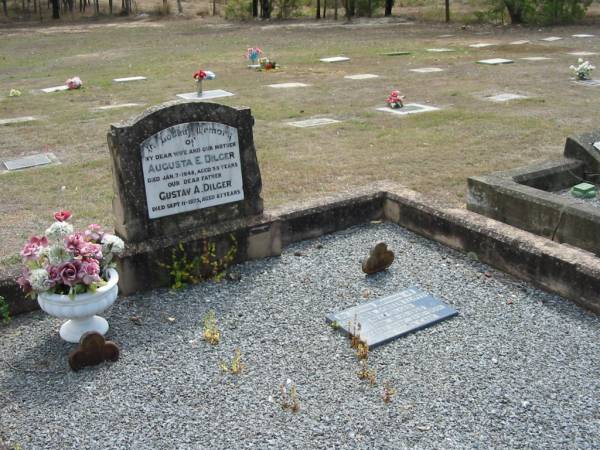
[1,17,599,268]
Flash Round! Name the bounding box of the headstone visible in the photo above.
[288,118,340,128]
[426,48,455,53]
[541,37,562,42]
[326,287,458,348]
[377,103,440,116]
[410,67,444,73]
[477,58,514,65]
[107,100,263,242]
[568,51,598,56]
[176,90,235,100]
[41,85,68,93]
[2,153,54,171]
[486,93,528,102]
[93,103,144,111]
[520,57,552,61]
[510,40,530,45]
[113,76,147,83]
[0,116,38,125]
[320,56,350,63]
[344,74,380,80]
[469,43,495,48]
[267,82,309,89]
[572,34,595,38]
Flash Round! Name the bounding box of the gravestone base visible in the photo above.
[117,213,281,295]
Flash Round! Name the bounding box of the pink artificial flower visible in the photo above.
[17,268,32,294]
[78,259,101,285]
[79,242,102,259]
[85,224,104,242]
[54,210,72,222]
[65,233,86,255]
[57,261,81,287]
[46,265,61,287]
[20,236,49,261]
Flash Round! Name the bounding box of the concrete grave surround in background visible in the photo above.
[320,56,350,63]
[113,76,147,83]
[568,51,598,56]
[541,37,562,41]
[377,103,440,116]
[41,85,68,93]
[477,58,514,65]
[410,67,444,73]
[521,57,552,61]
[486,93,528,102]
[288,118,340,128]
[573,79,600,87]
[0,116,38,125]
[469,43,495,48]
[572,34,595,38]
[176,90,235,100]
[2,153,56,171]
[426,48,455,52]
[510,40,530,45]
[344,74,380,80]
[93,103,144,111]
[267,82,309,89]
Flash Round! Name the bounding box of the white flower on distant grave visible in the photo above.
[101,234,125,255]
[45,221,74,241]
[9,89,21,97]
[29,268,50,291]
[570,58,595,80]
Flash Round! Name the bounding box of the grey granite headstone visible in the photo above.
[107,100,263,242]
[326,287,458,348]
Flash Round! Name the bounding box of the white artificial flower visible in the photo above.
[45,221,74,241]
[101,234,125,255]
[47,244,70,265]
[29,268,50,291]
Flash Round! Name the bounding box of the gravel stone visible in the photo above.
[1,223,600,449]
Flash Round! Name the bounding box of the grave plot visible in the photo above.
[113,76,147,83]
[541,36,563,41]
[267,82,310,89]
[93,103,144,111]
[568,51,598,56]
[469,43,495,48]
[344,74,379,80]
[176,89,235,100]
[377,103,440,116]
[477,58,514,65]
[382,51,411,56]
[426,48,455,53]
[288,118,340,128]
[0,116,38,125]
[520,56,552,61]
[485,93,528,102]
[510,40,530,45]
[320,56,350,63]
[572,34,595,38]
[1,153,56,171]
[573,79,600,87]
[409,67,444,73]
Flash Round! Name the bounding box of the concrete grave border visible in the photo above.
[4,181,600,316]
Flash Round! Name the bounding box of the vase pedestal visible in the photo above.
[60,316,109,343]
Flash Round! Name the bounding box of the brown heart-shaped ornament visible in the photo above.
[361,241,395,275]
[68,332,120,372]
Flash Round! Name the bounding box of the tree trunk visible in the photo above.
[3,0,8,14]
[445,0,449,22]
[384,0,392,16]
[260,0,270,18]
[252,0,257,16]
[108,0,112,13]
[51,0,59,17]
[334,0,337,19]
[316,0,320,18]
[504,1,523,23]
[323,0,326,17]
[212,0,215,15]
[367,0,372,17]
[177,0,182,13]
[162,0,166,13]
[348,0,354,17]
[94,0,98,13]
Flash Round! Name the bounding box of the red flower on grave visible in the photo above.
[54,210,72,222]
[193,70,207,80]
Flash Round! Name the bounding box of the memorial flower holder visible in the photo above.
[193,69,216,97]
[245,47,263,67]
[387,90,405,109]
[66,76,82,90]
[570,58,595,80]
[18,211,125,343]
[258,57,280,71]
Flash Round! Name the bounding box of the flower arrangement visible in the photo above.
[570,58,595,80]
[9,89,21,97]
[18,210,125,299]
[259,57,278,71]
[245,47,263,65]
[387,90,405,109]
[193,69,216,96]
[66,76,82,90]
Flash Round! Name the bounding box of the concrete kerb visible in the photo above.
[2,182,600,316]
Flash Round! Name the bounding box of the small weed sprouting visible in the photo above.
[0,296,10,325]
[357,360,377,385]
[160,235,238,290]
[280,379,300,413]
[348,315,369,360]
[330,320,340,330]
[220,348,245,375]
[356,341,369,361]
[202,309,220,345]
[382,382,396,404]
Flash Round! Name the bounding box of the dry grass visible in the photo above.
[1,17,599,267]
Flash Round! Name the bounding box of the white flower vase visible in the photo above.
[37,268,119,343]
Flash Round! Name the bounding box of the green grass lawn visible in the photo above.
[1,17,599,267]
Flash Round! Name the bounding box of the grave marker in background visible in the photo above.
[267,83,309,89]
[377,103,440,116]
[176,90,235,101]
[344,74,380,80]
[288,118,340,128]
[2,153,56,171]
[320,56,350,63]
[113,76,147,83]
[0,116,38,125]
[410,67,444,73]
[477,58,514,65]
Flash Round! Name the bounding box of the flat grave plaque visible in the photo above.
[541,37,562,42]
[267,82,309,89]
[320,56,350,63]
[426,48,455,53]
[486,93,528,102]
[3,153,53,170]
[521,56,552,61]
[410,67,444,73]
[41,85,68,93]
[593,141,600,153]
[377,103,440,116]
[383,51,411,56]
[572,34,595,38]
[568,51,598,56]
[93,103,144,111]
[438,34,455,38]
[326,287,458,348]
[176,89,235,100]
[510,40,530,45]
[288,118,340,128]
[113,76,147,83]
[477,58,514,65]
[344,74,380,80]
[0,116,38,125]
[573,79,600,87]
[469,43,495,48]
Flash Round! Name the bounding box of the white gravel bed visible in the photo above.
[556,188,600,208]
[2,222,600,449]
